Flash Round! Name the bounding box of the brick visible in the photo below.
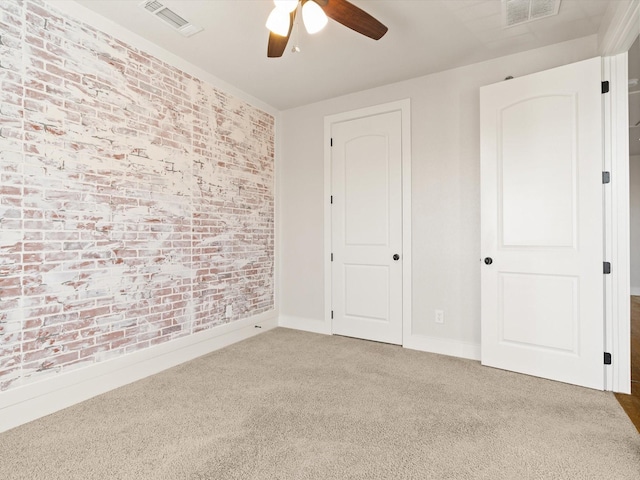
[79,344,108,359]
[24,350,80,372]
[79,306,110,319]
[0,0,274,393]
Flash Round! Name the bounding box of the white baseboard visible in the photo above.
[0,312,278,433]
[403,333,481,361]
[278,315,480,360]
[278,315,331,335]
[630,287,640,296]
[279,316,480,361]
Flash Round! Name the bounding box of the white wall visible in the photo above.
[278,35,599,354]
[631,156,640,295]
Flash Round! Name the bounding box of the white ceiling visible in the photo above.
[63,0,613,110]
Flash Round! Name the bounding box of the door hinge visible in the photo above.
[604,352,612,365]
[601,81,610,94]
[330,195,333,204]
[602,171,610,184]
[330,138,333,147]
[331,310,334,319]
[603,262,611,274]
[331,253,333,262]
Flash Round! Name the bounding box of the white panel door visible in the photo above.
[331,111,402,345]
[480,57,604,390]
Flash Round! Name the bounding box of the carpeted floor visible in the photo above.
[1,327,639,479]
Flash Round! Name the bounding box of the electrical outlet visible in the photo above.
[225,305,233,318]
[435,310,444,324]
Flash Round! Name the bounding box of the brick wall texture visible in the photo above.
[0,0,275,391]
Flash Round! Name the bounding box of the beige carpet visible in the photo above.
[1,328,639,479]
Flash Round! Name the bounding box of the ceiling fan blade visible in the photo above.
[321,0,388,40]
[267,9,297,57]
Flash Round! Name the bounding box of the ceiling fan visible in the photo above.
[265,0,388,58]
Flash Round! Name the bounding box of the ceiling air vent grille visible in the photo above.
[502,0,561,28]
[140,0,203,37]
[144,0,164,13]
[155,8,188,29]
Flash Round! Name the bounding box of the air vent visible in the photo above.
[155,8,188,28]
[502,0,561,28]
[140,0,203,37]
[144,0,164,12]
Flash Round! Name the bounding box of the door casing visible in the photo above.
[604,53,632,393]
[324,100,412,343]
[599,0,638,393]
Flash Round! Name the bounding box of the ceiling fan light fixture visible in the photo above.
[266,0,387,58]
[266,7,291,36]
[302,0,327,34]
[274,0,298,13]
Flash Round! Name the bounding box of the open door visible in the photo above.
[480,57,605,390]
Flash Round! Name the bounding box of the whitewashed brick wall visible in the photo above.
[0,0,275,391]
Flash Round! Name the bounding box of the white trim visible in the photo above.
[0,312,278,433]
[47,1,278,116]
[631,288,640,296]
[600,0,638,394]
[323,112,333,334]
[400,103,413,345]
[603,53,632,394]
[603,56,615,392]
[278,315,331,335]
[274,110,283,322]
[599,0,640,56]
[323,99,412,343]
[404,334,481,361]
[600,0,637,394]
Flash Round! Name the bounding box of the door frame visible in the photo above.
[601,0,638,393]
[604,53,631,393]
[324,100,412,343]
